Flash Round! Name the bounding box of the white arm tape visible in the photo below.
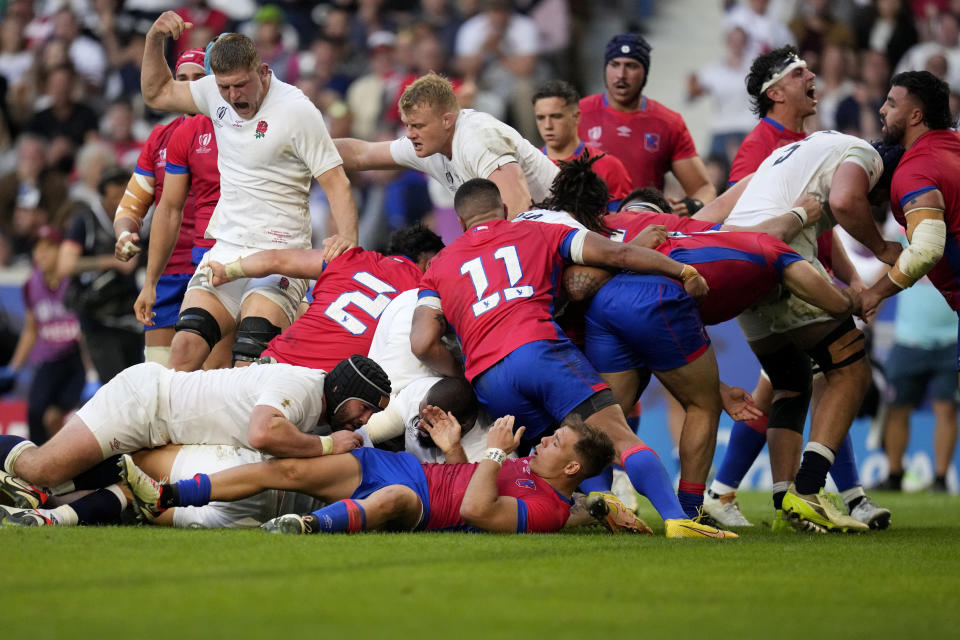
[362,400,405,443]
[134,172,155,194]
[416,295,442,311]
[898,218,946,281]
[570,229,587,264]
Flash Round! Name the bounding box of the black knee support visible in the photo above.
[175,307,222,351]
[567,388,618,421]
[806,317,866,374]
[757,343,812,434]
[232,316,282,363]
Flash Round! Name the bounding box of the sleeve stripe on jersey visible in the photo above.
[134,167,155,178]
[417,289,441,310]
[668,246,766,267]
[515,499,528,533]
[165,162,189,175]
[773,251,804,277]
[899,185,938,208]
[560,228,588,263]
[607,199,622,212]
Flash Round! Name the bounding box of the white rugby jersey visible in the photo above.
[725,130,882,261]
[390,109,559,203]
[367,289,438,393]
[512,208,587,230]
[161,362,327,450]
[189,73,343,250]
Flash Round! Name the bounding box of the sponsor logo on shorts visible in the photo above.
[278,277,289,291]
[643,132,659,150]
[109,437,121,452]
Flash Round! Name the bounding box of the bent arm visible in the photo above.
[828,162,886,256]
[693,174,752,223]
[141,12,198,114]
[671,156,716,204]
[487,162,533,220]
[233,248,326,280]
[246,405,330,458]
[579,231,686,279]
[459,460,519,532]
[316,165,358,246]
[781,260,853,317]
[333,138,400,171]
[410,305,462,378]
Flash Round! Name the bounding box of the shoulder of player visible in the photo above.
[578,93,604,113]
[643,97,687,124]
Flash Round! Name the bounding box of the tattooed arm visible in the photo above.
[411,305,463,378]
[562,265,614,302]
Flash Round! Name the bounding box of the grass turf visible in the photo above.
[2,491,959,639]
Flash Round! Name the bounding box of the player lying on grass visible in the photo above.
[0,356,388,525]
[118,414,652,535]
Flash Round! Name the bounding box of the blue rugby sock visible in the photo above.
[578,466,614,494]
[172,473,212,507]
[309,499,366,533]
[714,416,767,489]
[621,444,686,520]
[828,433,861,492]
[678,480,705,519]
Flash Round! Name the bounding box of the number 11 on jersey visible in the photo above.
[460,245,534,317]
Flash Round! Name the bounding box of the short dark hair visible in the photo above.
[562,414,615,479]
[746,45,800,117]
[424,377,479,435]
[891,70,954,130]
[454,178,502,219]
[532,79,580,107]
[617,186,673,213]
[209,33,260,74]
[98,167,129,195]
[386,224,445,263]
[540,151,613,234]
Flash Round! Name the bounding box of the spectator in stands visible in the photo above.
[0,17,33,103]
[811,42,857,131]
[52,7,108,91]
[250,4,300,84]
[100,99,145,170]
[27,64,99,149]
[788,0,856,70]
[301,35,354,99]
[687,25,756,163]
[347,30,403,141]
[878,276,959,494]
[854,0,918,70]
[896,11,960,91]
[0,135,69,263]
[835,49,890,138]
[725,0,796,58]
[68,141,118,214]
[455,0,544,140]
[58,167,142,384]
[0,226,85,445]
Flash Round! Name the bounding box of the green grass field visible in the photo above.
[2,491,958,639]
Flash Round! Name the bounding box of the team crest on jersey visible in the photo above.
[217,106,227,119]
[197,133,213,154]
[515,478,536,490]
[255,120,269,139]
[588,126,602,140]
[278,276,289,290]
[644,132,660,151]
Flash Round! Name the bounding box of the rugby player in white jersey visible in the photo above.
[334,72,559,220]
[697,130,901,532]
[138,12,360,371]
[0,356,390,525]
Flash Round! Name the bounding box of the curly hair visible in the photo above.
[386,224,445,263]
[891,70,954,130]
[539,152,613,234]
[745,45,800,117]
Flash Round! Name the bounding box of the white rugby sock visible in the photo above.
[4,440,36,474]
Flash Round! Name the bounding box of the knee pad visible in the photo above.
[175,307,222,351]
[567,388,618,421]
[232,316,282,364]
[757,344,812,433]
[806,317,866,374]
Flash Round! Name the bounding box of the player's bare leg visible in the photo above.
[263,484,423,535]
[210,454,363,503]
[932,400,958,483]
[5,415,104,488]
[144,327,175,367]
[202,331,235,370]
[652,345,723,517]
[599,369,643,415]
[169,289,234,372]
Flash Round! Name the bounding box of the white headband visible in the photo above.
[760,55,807,94]
[624,202,664,214]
